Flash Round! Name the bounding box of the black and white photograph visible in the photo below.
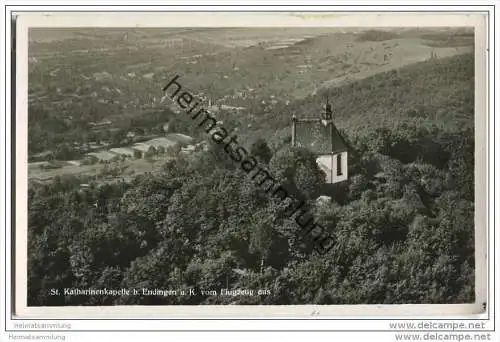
[23,20,480,309]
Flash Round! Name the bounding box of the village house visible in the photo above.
[180,145,196,156]
[31,150,55,162]
[86,151,118,163]
[89,119,112,130]
[131,143,153,158]
[165,133,194,145]
[109,147,136,158]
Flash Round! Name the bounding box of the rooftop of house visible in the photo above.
[87,151,117,161]
[143,137,179,149]
[165,133,194,145]
[33,150,54,158]
[89,119,112,126]
[67,160,83,166]
[109,147,136,156]
[132,143,153,153]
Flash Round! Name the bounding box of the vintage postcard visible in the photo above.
[13,11,488,318]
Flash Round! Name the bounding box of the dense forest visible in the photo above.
[27,52,475,306]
